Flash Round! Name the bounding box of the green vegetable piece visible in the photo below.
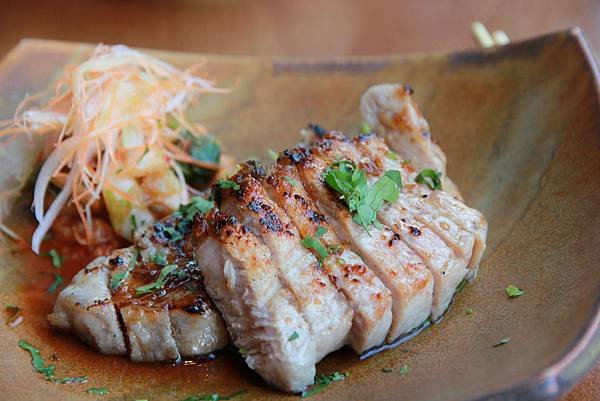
[152,250,169,266]
[216,179,240,191]
[110,250,139,291]
[283,176,298,187]
[505,284,525,298]
[415,169,442,190]
[18,339,56,379]
[301,227,329,259]
[181,389,247,401]
[135,264,178,297]
[361,121,372,134]
[86,387,109,395]
[47,273,63,293]
[288,331,299,342]
[163,225,184,241]
[302,372,348,398]
[466,307,473,315]
[267,149,279,161]
[398,364,409,375]
[387,151,399,160]
[177,132,221,189]
[48,249,62,268]
[177,197,215,221]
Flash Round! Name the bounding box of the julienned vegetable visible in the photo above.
[0,44,227,253]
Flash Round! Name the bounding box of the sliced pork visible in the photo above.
[215,170,352,360]
[193,209,317,393]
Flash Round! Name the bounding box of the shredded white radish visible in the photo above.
[1,44,227,252]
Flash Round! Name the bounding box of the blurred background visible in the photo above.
[2,1,599,399]
[2,0,600,57]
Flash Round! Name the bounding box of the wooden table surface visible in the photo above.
[2,1,599,399]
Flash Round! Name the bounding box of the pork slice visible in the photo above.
[352,133,487,278]
[48,254,127,355]
[263,162,392,352]
[284,145,433,341]
[193,209,316,393]
[216,171,352,360]
[360,83,461,198]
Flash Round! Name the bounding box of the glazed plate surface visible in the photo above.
[0,30,599,401]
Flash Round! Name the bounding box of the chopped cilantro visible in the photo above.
[110,250,139,291]
[302,372,348,398]
[284,176,298,187]
[494,337,511,347]
[382,367,394,373]
[327,244,341,254]
[336,258,346,265]
[267,149,279,161]
[19,339,55,379]
[415,169,442,190]
[288,331,299,342]
[48,249,62,268]
[152,250,169,266]
[238,347,248,357]
[54,376,88,384]
[129,214,138,236]
[322,161,402,231]
[216,179,240,191]
[505,284,525,298]
[164,226,184,241]
[465,307,473,315]
[86,387,109,395]
[178,132,221,189]
[181,389,247,401]
[387,151,399,160]
[301,226,329,260]
[398,364,409,375]
[135,264,178,297]
[47,273,63,293]
[361,121,372,134]
[177,197,215,221]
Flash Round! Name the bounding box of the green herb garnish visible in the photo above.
[216,179,240,191]
[505,284,524,298]
[177,197,215,221]
[238,347,248,357]
[387,151,399,160]
[361,121,372,134]
[181,389,247,401]
[323,161,402,231]
[164,226,184,241]
[129,214,138,236]
[382,367,393,373]
[19,339,56,378]
[152,250,169,266]
[19,339,87,383]
[465,307,473,315]
[47,273,63,293]
[288,331,299,342]
[86,387,109,395]
[494,337,511,347]
[267,149,279,161]
[110,250,139,291]
[48,249,62,268]
[178,132,221,189]
[284,176,298,187]
[398,364,409,375]
[301,372,348,398]
[301,226,329,260]
[415,169,442,190]
[135,264,178,297]
[456,278,468,293]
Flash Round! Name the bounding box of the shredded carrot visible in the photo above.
[0,44,228,252]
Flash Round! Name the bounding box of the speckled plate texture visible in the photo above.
[0,28,599,401]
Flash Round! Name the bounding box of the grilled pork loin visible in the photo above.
[50,83,487,394]
[49,212,229,362]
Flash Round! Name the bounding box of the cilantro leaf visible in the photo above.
[86,387,109,395]
[216,179,240,191]
[177,197,215,221]
[110,250,139,291]
[135,264,178,297]
[267,149,279,161]
[323,161,402,231]
[288,331,299,342]
[465,307,473,315]
[283,176,298,187]
[505,284,525,298]
[415,169,442,190]
[302,372,348,398]
[301,227,329,260]
[47,273,63,293]
[48,249,62,268]
[361,121,372,134]
[178,132,221,189]
[18,340,56,379]
[181,389,247,401]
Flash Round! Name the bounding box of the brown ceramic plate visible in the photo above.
[1,29,599,401]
